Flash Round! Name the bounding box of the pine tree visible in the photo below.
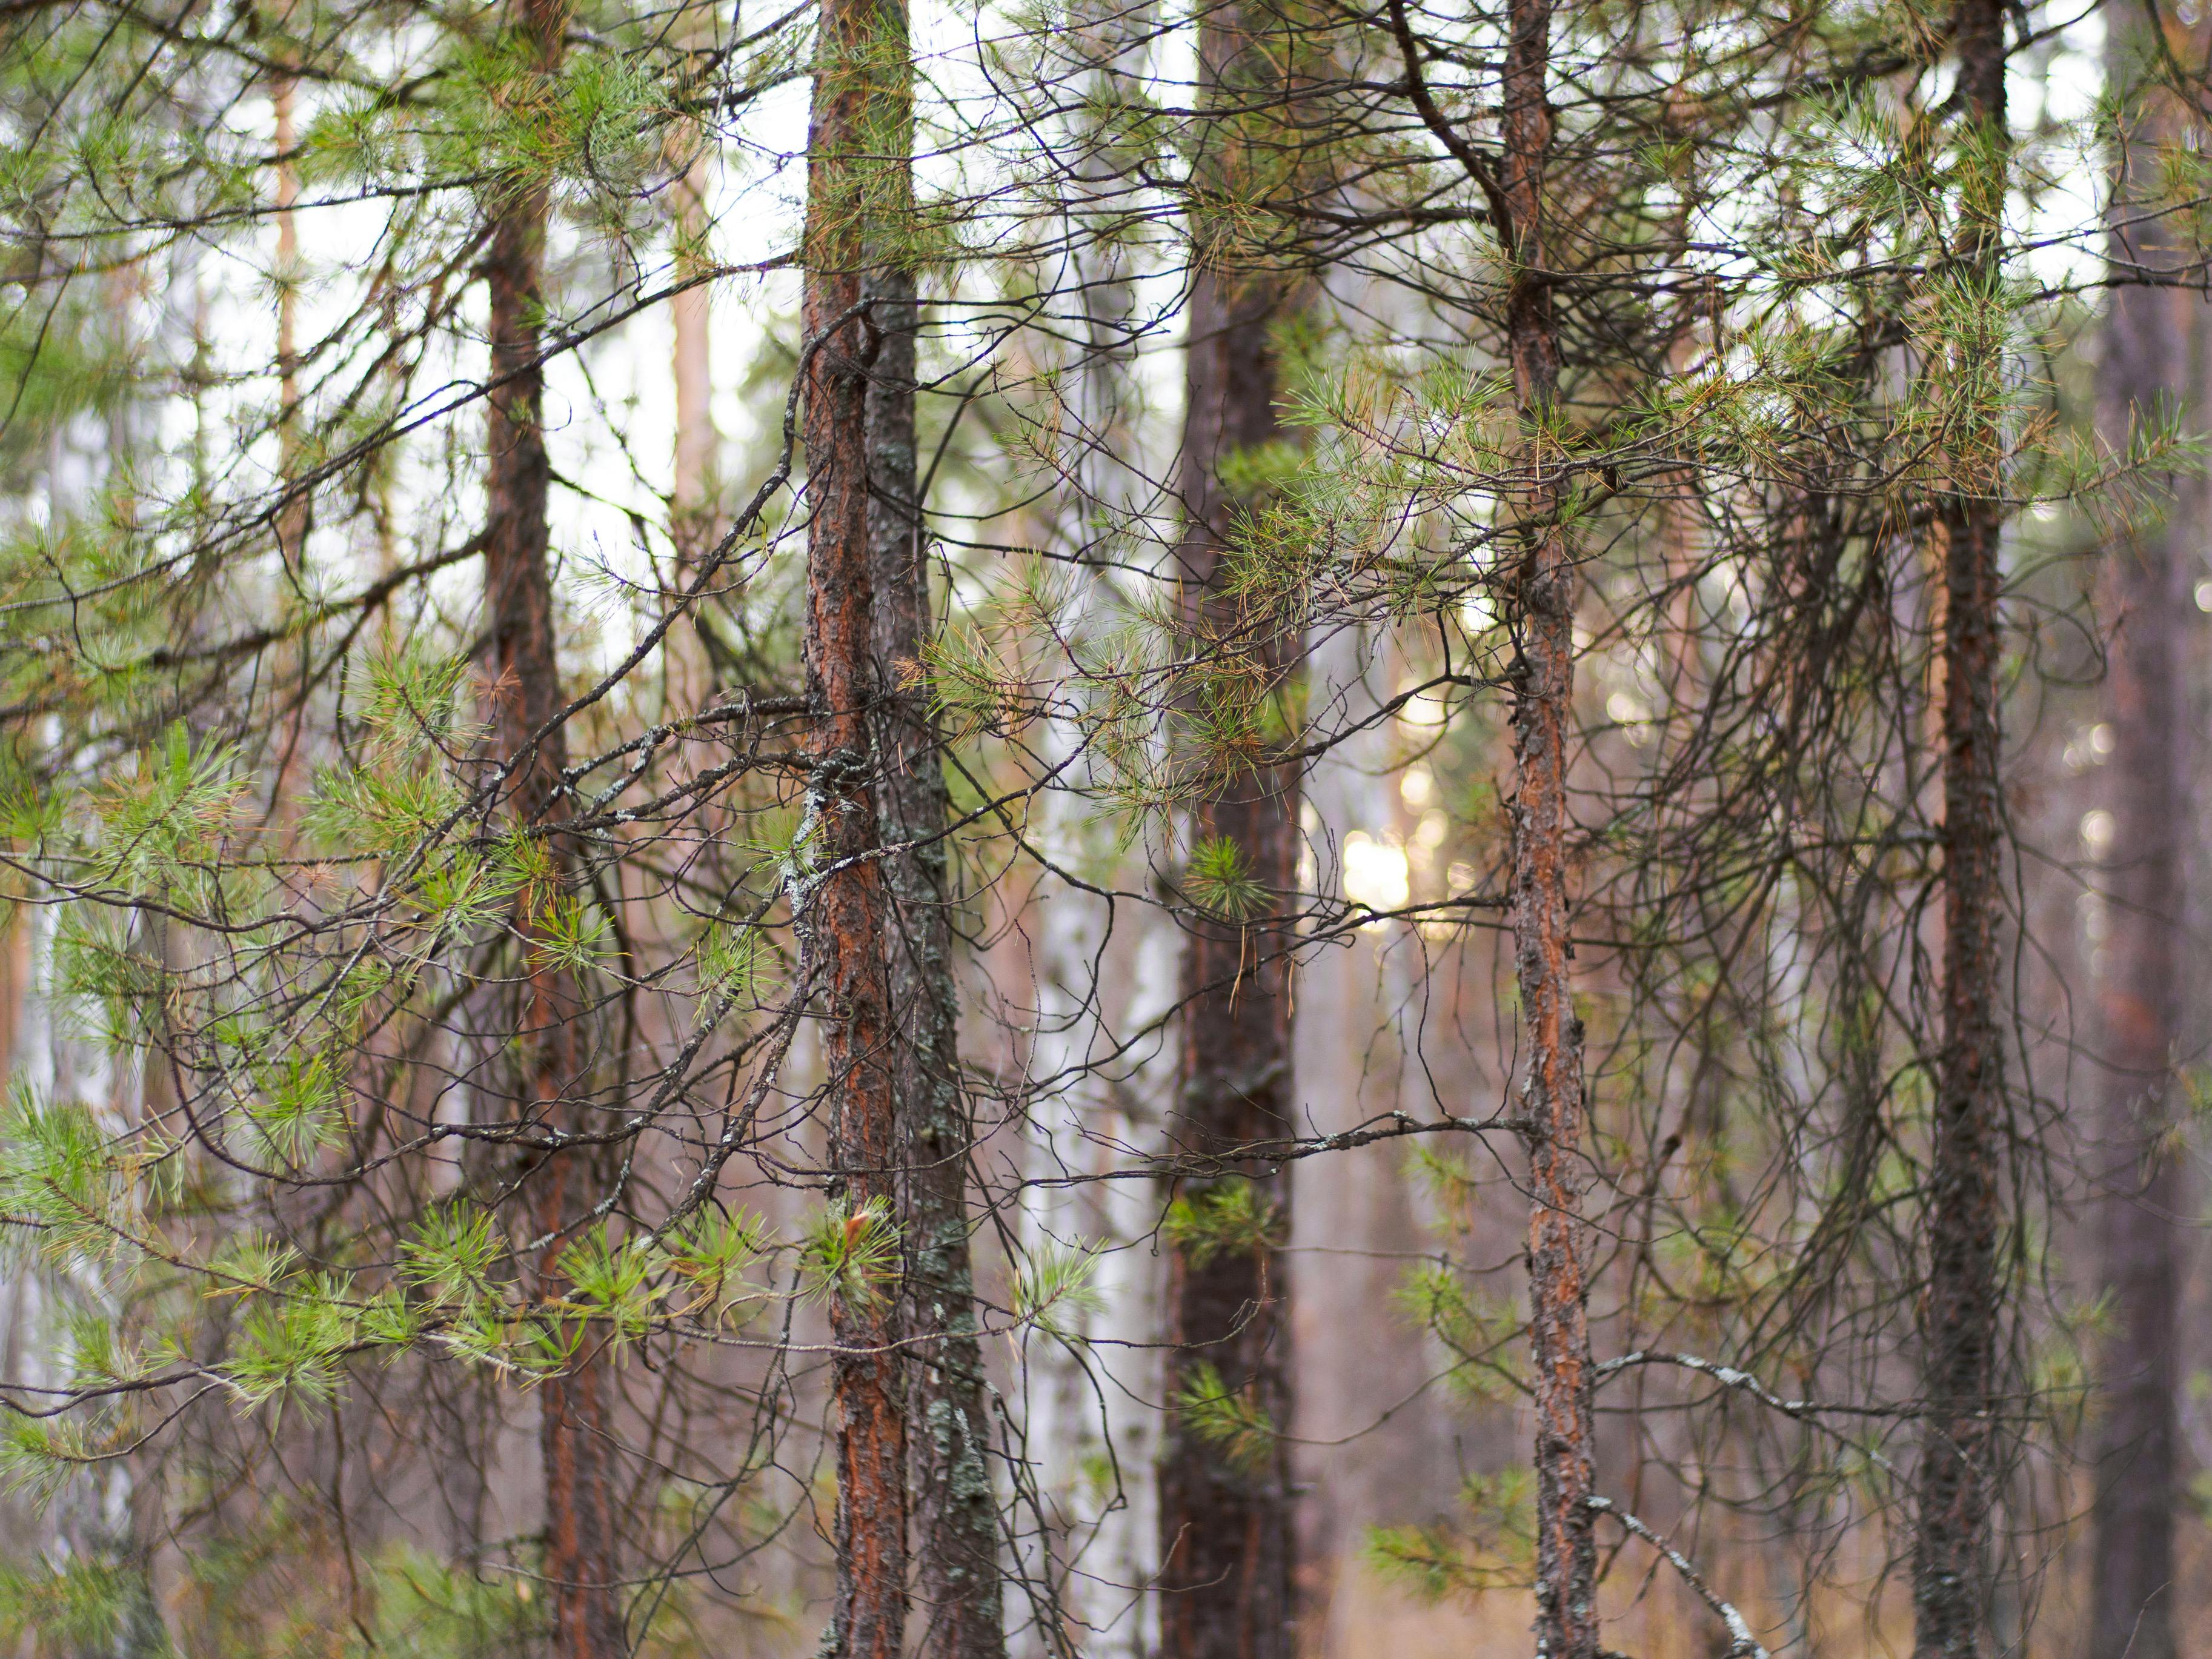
[1153,5,1318,1655]
[2084,12,2199,1655]
[477,0,627,1647]
[1913,1,2011,1651]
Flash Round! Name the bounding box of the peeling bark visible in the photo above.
[803,0,909,1651]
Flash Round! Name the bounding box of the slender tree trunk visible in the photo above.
[1158,267,1301,1659]
[861,24,1007,1653]
[671,251,713,551]
[1384,4,1595,1639]
[671,181,714,560]
[803,0,907,1652]
[2085,16,2193,1655]
[877,282,1001,1659]
[1020,12,1163,1649]
[1913,2,2007,1653]
[665,0,720,713]
[1060,240,1167,1659]
[670,0,718,557]
[1157,11,1303,1646]
[1495,1,1596,1654]
[480,1,623,1651]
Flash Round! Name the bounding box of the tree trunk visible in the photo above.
[2085,14,2193,1656]
[480,1,623,1652]
[803,0,908,1652]
[666,0,720,713]
[671,246,713,555]
[863,31,1008,1655]
[1913,2,2007,1653]
[1020,10,1163,1649]
[671,163,714,562]
[1495,1,1596,1654]
[1157,12,1303,1643]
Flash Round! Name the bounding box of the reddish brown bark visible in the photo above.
[1381,2,1593,1638]
[479,0,625,1651]
[865,115,1007,1659]
[2084,15,2194,1657]
[1494,1,1597,1655]
[1156,10,1304,1645]
[803,0,908,1652]
[1911,2,2008,1653]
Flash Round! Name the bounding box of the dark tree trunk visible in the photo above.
[1495,1,1596,1655]
[864,44,1007,1659]
[1913,2,2008,1654]
[2085,15,2193,1657]
[1155,11,1304,1649]
[480,1,624,1651]
[803,0,908,1653]
[1158,260,1301,1659]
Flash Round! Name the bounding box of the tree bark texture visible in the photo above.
[481,0,624,1651]
[864,42,1008,1658]
[1157,10,1303,1649]
[2085,15,2194,1657]
[803,0,908,1652]
[1159,262,1301,1659]
[1913,3,2008,1654]
[1496,1,1596,1655]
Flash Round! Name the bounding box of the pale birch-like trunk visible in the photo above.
[1014,9,1165,1654]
